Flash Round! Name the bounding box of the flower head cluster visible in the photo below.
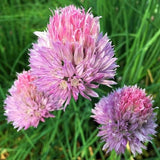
[4,71,60,131]
[29,5,118,107]
[92,85,157,155]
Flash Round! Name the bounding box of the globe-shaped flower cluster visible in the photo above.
[29,5,118,107]
[4,71,60,131]
[92,85,157,155]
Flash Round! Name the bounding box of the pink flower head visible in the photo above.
[48,5,100,45]
[29,5,118,107]
[4,71,60,131]
[92,85,157,155]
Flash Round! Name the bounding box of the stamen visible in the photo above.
[71,78,79,87]
[60,80,68,89]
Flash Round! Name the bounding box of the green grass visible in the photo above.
[0,0,160,159]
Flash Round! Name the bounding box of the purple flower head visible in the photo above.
[4,71,60,131]
[92,85,157,156]
[29,5,118,107]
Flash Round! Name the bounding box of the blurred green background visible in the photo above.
[0,0,160,159]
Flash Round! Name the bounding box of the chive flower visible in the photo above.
[29,5,118,107]
[92,85,157,155]
[4,71,60,131]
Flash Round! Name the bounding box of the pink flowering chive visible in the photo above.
[92,85,157,155]
[29,5,118,107]
[47,5,100,44]
[4,71,60,131]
